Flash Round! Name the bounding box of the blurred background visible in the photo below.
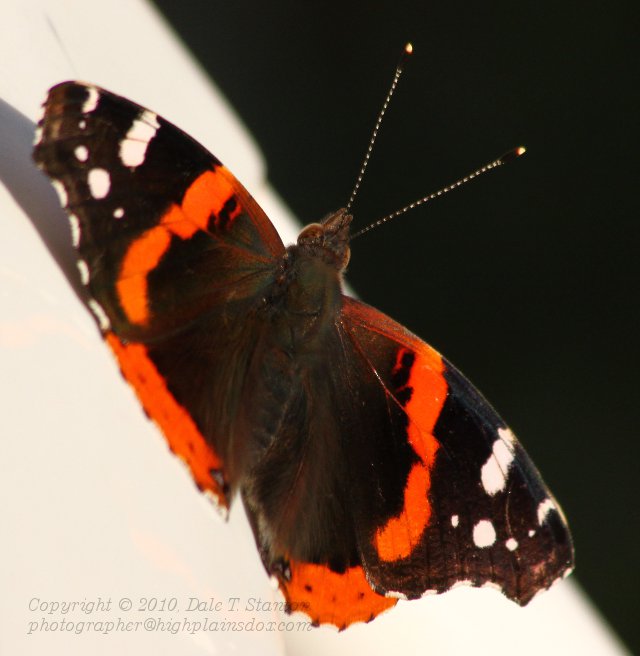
[150,1,637,650]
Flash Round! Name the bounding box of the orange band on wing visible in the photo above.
[182,167,240,230]
[374,346,447,562]
[403,345,445,464]
[116,226,171,325]
[116,168,241,326]
[374,463,431,562]
[281,561,396,629]
[106,332,227,508]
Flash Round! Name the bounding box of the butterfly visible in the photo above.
[33,79,573,629]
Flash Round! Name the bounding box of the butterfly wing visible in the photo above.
[339,297,574,603]
[33,82,285,510]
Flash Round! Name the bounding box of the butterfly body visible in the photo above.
[33,81,573,629]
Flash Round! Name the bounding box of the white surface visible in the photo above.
[0,1,629,655]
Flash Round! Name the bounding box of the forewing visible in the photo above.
[33,82,285,509]
[339,296,574,605]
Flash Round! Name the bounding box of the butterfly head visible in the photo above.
[296,209,352,271]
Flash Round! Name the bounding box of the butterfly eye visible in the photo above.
[297,222,324,244]
[341,245,351,269]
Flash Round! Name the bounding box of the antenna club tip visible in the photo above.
[499,146,527,164]
[398,42,413,71]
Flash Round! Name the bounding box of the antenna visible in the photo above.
[351,147,526,240]
[345,43,413,213]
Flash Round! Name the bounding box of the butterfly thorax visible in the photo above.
[267,210,352,352]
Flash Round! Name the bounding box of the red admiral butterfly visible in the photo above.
[33,70,573,629]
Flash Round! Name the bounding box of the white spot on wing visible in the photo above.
[82,86,99,113]
[74,145,89,162]
[67,214,81,247]
[76,260,90,285]
[481,436,515,496]
[498,426,516,445]
[505,538,518,551]
[88,299,110,330]
[537,498,556,525]
[79,119,87,130]
[113,207,125,219]
[385,590,408,600]
[119,110,160,168]
[87,168,110,199]
[51,180,68,207]
[528,529,536,537]
[451,514,459,528]
[473,519,496,548]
